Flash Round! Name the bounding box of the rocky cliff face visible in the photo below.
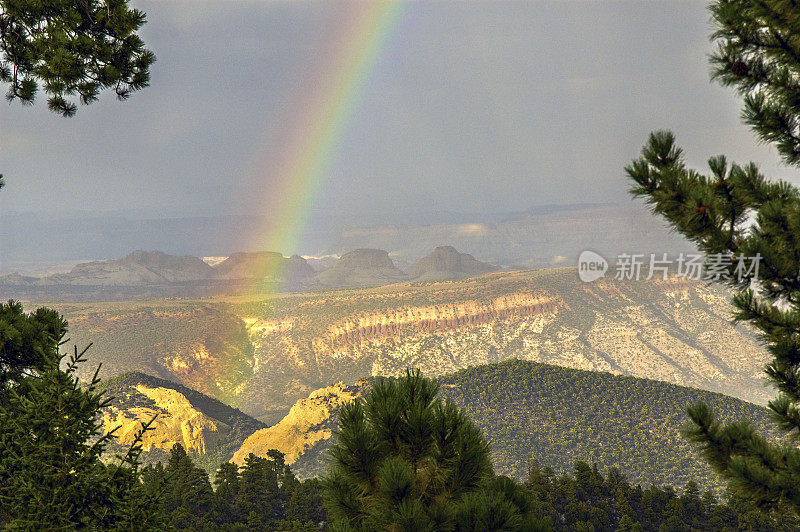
[410,246,500,280]
[324,293,560,348]
[232,380,368,467]
[104,384,229,456]
[314,248,408,288]
[233,270,770,419]
[99,372,265,473]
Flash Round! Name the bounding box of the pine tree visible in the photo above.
[0,0,154,116]
[0,299,66,387]
[159,443,215,527]
[286,478,326,528]
[322,368,543,531]
[625,0,800,517]
[238,451,291,525]
[214,461,241,507]
[0,336,163,529]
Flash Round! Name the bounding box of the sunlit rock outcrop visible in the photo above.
[103,384,229,455]
[232,380,368,466]
[98,372,265,473]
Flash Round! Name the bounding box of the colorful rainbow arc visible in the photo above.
[251,1,406,289]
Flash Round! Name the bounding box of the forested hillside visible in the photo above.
[438,360,777,490]
[235,360,778,492]
[137,444,797,531]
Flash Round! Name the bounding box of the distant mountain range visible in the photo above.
[0,246,500,299]
[0,203,693,275]
[324,203,694,268]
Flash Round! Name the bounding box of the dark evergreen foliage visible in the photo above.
[313,368,790,531]
[708,0,800,165]
[437,359,779,492]
[0,306,164,529]
[0,299,66,387]
[140,445,323,531]
[124,438,797,531]
[626,0,800,516]
[523,460,796,531]
[0,0,154,116]
[320,368,538,531]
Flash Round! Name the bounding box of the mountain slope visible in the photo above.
[60,268,770,420]
[230,268,769,419]
[438,360,775,489]
[236,360,777,491]
[68,303,256,404]
[232,380,368,468]
[99,372,266,473]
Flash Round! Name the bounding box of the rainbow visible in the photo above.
[204,3,410,400]
[247,1,407,290]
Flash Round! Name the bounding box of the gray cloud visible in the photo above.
[1,1,796,247]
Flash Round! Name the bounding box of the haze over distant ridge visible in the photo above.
[0,202,693,276]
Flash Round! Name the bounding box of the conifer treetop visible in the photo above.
[0,0,155,116]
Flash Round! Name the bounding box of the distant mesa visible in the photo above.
[0,246,507,294]
[42,250,213,286]
[119,250,214,281]
[314,248,409,288]
[212,251,315,283]
[410,246,500,281]
[0,249,319,289]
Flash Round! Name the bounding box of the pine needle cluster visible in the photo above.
[626,0,800,517]
[0,0,154,116]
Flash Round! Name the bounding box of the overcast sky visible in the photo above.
[1,0,797,223]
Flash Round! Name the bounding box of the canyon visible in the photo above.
[58,268,770,423]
